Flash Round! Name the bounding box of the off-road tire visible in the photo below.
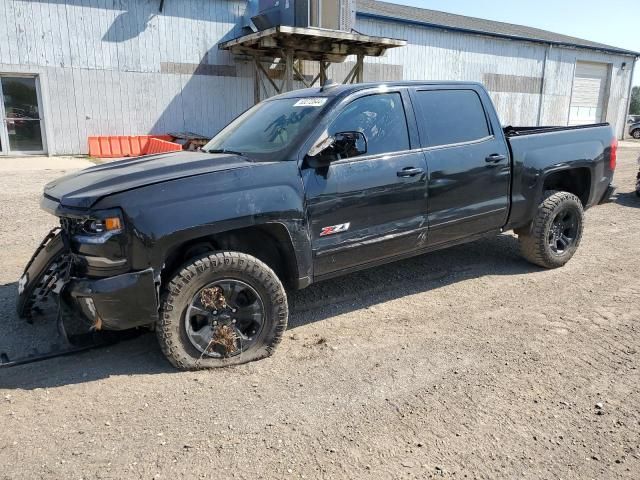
[157,252,288,370]
[518,190,584,269]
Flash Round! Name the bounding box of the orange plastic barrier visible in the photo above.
[146,137,183,155]
[88,135,177,158]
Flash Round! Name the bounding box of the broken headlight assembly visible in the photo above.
[62,209,124,244]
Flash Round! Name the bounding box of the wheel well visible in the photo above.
[161,224,299,290]
[543,168,591,206]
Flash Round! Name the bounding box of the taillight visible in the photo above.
[610,139,617,171]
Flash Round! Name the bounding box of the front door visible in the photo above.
[303,91,428,278]
[410,87,511,245]
[0,76,45,155]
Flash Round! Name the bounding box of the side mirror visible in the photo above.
[333,131,367,158]
[307,135,336,158]
[306,131,368,168]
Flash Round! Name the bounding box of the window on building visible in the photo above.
[329,93,410,158]
[415,90,491,147]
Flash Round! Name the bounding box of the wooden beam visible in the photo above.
[255,60,281,93]
[293,63,311,88]
[342,62,359,84]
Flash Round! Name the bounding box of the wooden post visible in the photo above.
[253,57,261,104]
[356,54,364,83]
[284,50,294,92]
[319,60,327,86]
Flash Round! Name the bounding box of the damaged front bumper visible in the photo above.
[61,268,159,331]
[17,229,159,336]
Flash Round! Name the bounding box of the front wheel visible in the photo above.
[157,252,288,370]
[632,129,640,140]
[518,190,584,269]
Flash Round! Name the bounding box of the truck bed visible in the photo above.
[504,121,615,231]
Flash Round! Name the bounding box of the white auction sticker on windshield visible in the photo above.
[294,98,328,107]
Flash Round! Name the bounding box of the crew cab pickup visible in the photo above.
[17,82,617,369]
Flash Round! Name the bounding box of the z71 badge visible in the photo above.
[320,223,351,237]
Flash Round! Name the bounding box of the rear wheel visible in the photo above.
[157,252,288,370]
[632,129,640,139]
[518,190,584,269]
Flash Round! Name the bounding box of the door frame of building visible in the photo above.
[0,73,48,156]
[0,80,7,155]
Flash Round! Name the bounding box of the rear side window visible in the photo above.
[414,90,491,147]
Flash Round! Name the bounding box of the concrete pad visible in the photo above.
[0,155,94,172]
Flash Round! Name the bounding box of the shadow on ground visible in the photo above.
[614,191,640,209]
[0,233,537,390]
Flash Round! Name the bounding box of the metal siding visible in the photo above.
[0,0,251,154]
[355,17,633,137]
[0,2,634,153]
[355,17,546,127]
[540,47,633,137]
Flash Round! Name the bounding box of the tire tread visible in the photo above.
[518,190,584,269]
[156,251,288,370]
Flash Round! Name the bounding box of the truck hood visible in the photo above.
[44,151,252,209]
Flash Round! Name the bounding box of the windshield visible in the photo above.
[203,97,330,161]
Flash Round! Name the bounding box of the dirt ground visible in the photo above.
[1,143,639,479]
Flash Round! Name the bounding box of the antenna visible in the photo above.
[321,79,338,91]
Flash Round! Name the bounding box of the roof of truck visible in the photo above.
[358,0,640,57]
[272,81,484,100]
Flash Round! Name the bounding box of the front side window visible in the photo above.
[203,97,329,161]
[415,90,491,147]
[329,93,410,158]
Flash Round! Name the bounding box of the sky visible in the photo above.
[384,0,639,87]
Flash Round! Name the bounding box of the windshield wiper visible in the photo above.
[205,148,246,156]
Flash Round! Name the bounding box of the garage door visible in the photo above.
[568,62,609,126]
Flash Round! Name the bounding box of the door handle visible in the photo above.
[485,154,507,163]
[397,167,424,177]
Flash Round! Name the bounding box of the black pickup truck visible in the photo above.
[17,82,617,369]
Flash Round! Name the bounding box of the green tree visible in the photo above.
[630,86,640,115]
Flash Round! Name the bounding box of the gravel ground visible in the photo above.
[1,144,639,479]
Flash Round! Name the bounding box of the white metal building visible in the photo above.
[0,0,637,156]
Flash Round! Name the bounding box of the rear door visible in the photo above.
[303,90,428,277]
[410,86,511,245]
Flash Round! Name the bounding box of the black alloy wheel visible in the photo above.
[185,279,265,358]
[548,209,579,255]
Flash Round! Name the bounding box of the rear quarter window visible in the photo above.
[414,90,491,147]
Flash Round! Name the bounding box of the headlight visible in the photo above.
[63,209,124,244]
[81,216,122,235]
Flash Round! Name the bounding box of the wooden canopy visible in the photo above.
[219,25,406,63]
